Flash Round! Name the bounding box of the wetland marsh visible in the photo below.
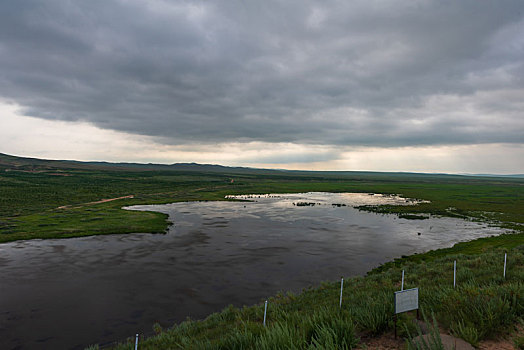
[0,192,510,349]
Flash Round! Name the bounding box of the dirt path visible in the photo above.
[56,195,134,209]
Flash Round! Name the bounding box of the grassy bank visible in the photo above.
[88,244,523,349]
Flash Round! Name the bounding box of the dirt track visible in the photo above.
[56,195,134,209]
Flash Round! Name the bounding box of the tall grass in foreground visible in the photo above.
[405,312,445,350]
[99,246,524,349]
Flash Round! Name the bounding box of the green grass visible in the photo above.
[0,204,169,242]
[0,167,522,243]
[371,232,524,274]
[405,312,446,350]
[1,160,523,348]
[515,333,524,350]
[91,245,524,349]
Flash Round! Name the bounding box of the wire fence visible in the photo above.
[91,251,511,349]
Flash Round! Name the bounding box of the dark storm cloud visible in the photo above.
[1,0,523,146]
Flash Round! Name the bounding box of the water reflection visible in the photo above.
[0,193,507,349]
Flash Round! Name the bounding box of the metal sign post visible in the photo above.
[339,278,344,308]
[504,253,507,278]
[394,288,419,338]
[263,300,268,327]
[454,260,456,288]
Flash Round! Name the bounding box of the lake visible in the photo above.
[0,193,508,349]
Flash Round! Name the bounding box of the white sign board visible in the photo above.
[395,288,419,314]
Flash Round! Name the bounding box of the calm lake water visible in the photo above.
[0,193,509,349]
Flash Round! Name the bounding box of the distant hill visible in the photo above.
[1,152,522,179]
[462,173,524,178]
[0,152,280,175]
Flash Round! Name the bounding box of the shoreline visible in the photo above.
[98,231,524,349]
[1,192,521,349]
[99,197,522,348]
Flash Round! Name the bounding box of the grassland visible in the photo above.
[1,160,522,244]
[2,155,524,348]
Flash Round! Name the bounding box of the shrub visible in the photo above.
[254,322,305,350]
[514,335,524,350]
[352,295,393,335]
[308,315,359,349]
[405,312,445,350]
[450,320,479,347]
[440,284,513,339]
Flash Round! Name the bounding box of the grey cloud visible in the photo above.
[1,0,523,147]
[238,150,341,165]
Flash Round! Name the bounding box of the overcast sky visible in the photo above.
[1,0,523,173]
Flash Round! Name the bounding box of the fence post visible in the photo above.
[135,333,139,350]
[339,277,344,308]
[453,260,456,288]
[263,300,268,327]
[504,253,507,279]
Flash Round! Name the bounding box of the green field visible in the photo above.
[1,154,524,348]
[1,156,522,245]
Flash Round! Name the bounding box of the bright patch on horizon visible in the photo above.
[1,101,523,174]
